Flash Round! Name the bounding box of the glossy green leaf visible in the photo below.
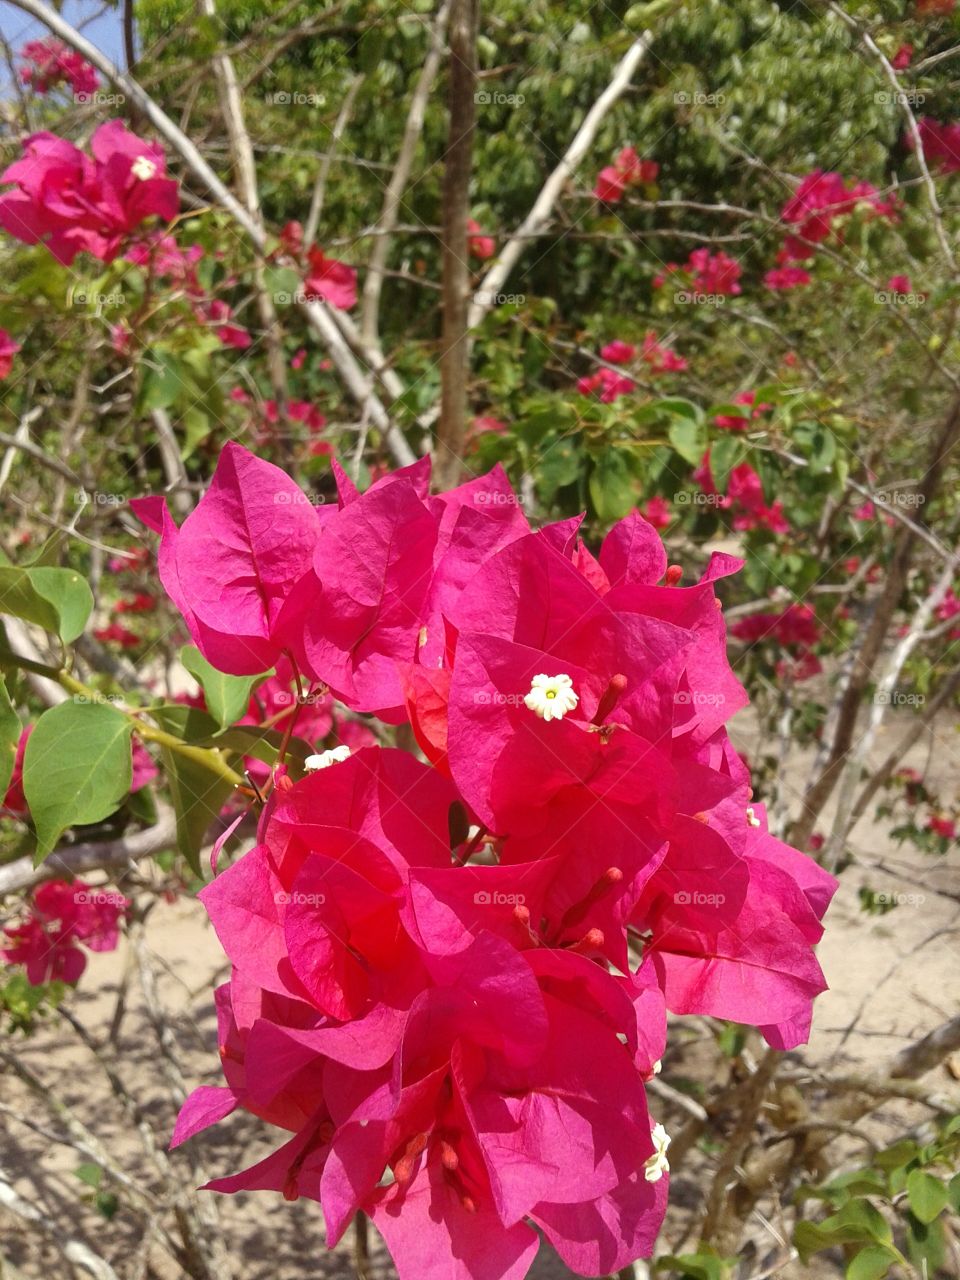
[846,1245,899,1280]
[0,565,93,643]
[180,646,270,731]
[23,701,133,860]
[161,745,235,877]
[0,675,21,800]
[906,1169,948,1224]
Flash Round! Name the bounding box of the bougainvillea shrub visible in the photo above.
[148,446,837,1280]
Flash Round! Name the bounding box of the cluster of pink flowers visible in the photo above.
[914,118,960,174]
[2,880,129,986]
[277,221,358,310]
[140,445,835,1280]
[0,329,21,379]
[0,121,178,266]
[19,37,99,98]
[467,218,496,260]
[763,170,899,290]
[654,248,742,297]
[593,146,659,203]
[694,452,790,534]
[713,390,772,431]
[124,233,255,351]
[228,386,329,453]
[730,604,822,683]
[577,333,687,401]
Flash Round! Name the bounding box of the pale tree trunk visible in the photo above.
[435,0,478,490]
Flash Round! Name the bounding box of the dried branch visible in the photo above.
[0,807,177,896]
[435,0,479,489]
[0,1165,121,1280]
[304,73,365,247]
[361,1,449,346]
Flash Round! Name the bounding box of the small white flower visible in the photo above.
[644,1122,671,1182]
[131,155,157,181]
[523,673,578,722]
[304,746,351,771]
[652,1058,662,1075]
[746,806,761,828]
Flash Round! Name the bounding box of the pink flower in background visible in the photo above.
[577,366,636,401]
[467,414,508,447]
[731,603,821,683]
[130,740,159,792]
[641,330,687,373]
[594,165,627,202]
[653,248,742,296]
[112,592,157,615]
[642,495,672,529]
[0,329,21,378]
[601,339,637,364]
[686,248,742,296]
[93,622,141,649]
[886,273,912,293]
[2,880,129,986]
[19,38,99,97]
[2,726,32,818]
[695,454,790,534]
[714,390,772,430]
[126,233,203,293]
[290,347,307,370]
[615,147,659,185]
[765,266,811,290]
[892,44,913,70]
[593,147,658,202]
[467,218,495,259]
[927,814,956,839]
[304,247,357,309]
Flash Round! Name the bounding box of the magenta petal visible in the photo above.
[599,511,668,587]
[171,1085,238,1149]
[369,1158,539,1280]
[532,1169,668,1274]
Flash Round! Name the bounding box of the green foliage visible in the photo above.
[794,1116,960,1280]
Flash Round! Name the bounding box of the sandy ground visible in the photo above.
[1,709,958,1279]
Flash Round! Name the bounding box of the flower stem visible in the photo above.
[1,649,244,788]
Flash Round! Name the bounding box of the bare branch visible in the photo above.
[361,1,449,346]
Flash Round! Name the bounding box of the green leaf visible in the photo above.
[180,646,270,732]
[0,565,93,643]
[947,1171,960,1213]
[161,745,235,877]
[668,416,706,466]
[906,1169,948,1224]
[589,450,636,522]
[905,1213,946,1276]
[875,1139,919,1172]
[23,702,133,860]
[655,1251,731,1280]
[709,434,743,493]
[150,703,222,743]
[846,1245,899,1280]
[74,1163,103,1189]
[0,675,21,799]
